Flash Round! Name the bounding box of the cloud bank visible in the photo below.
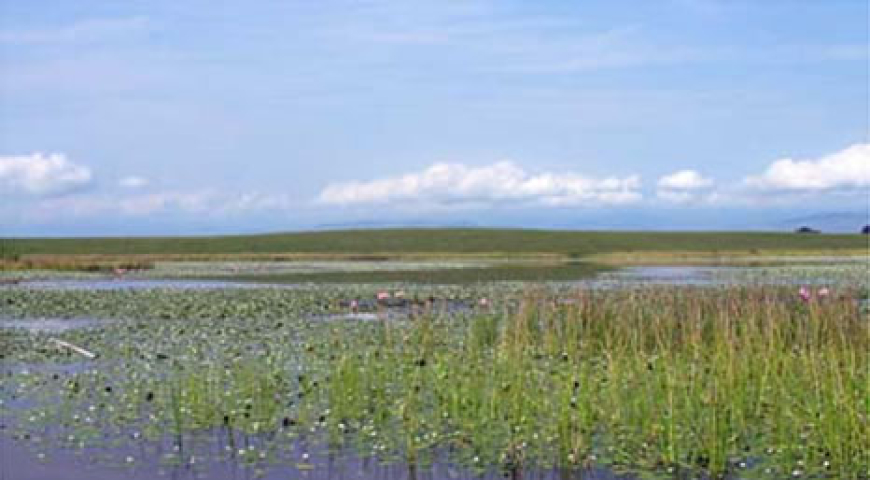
[744,143,870,192]
[4,144,867,232]
[25,190,295,221]
[317,162,642,208]
[0,153,93,196]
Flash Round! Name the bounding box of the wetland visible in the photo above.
[1,239,868,479]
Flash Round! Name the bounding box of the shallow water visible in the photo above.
[1,262,864,479]
[603,266,724,285]
[15,278,289,291]
[313,305,476,323]
[586,263,867,289]
[2,361,94,379]
[0,317,108,333]
[0,433,633,480]
[142,260,493,277]
[9,262,863,292]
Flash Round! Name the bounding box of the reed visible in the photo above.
[313,287,868,477]
[0,257,153,272]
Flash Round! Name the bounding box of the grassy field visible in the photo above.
[3,228,867,257]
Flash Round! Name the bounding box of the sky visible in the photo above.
[1,0,868,235]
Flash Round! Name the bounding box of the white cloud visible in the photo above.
[744,143,870,192]
[0,153,93,196]
[116,191,213,216]
[656,169,716,204]
[657,170,713,190]
[657,145,870,206]
[25,191,214,218]
[317,161,642,208]
[119,176,149,189]
[220,192,293,214]
[23,189,297,221]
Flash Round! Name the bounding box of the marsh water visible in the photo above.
[19,278,284,291]
[9,261,868,291]
[2,259,866,480]
[0,318,108,333]
[1,433,634,480]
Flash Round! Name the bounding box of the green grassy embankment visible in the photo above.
[4,228,867,256]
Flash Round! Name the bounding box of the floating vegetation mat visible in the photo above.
[593,262,869,290]
[1,284,868,479]
[17,278,284,291]
[711,262,870,288]
[139,260,498,277]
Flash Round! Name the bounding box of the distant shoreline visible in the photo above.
[2,228,866,259]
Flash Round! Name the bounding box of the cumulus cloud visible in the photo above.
[118,176,149,189]
[656,169,716,204]
[744,143,870,192]
[0,153,93,196]
[317,161,642,208]
[657,170,713,190]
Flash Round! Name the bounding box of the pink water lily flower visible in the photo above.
[478,298,490,307]
[798,286,811,302]
[376,291,390,301]
[817,287,830,298]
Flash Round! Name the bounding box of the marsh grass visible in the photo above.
[2,285,867,478]
[312,287,868,477]
[0,257,153,273]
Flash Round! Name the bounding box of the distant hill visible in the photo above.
[778,212,870,233]
[314,220,480,230]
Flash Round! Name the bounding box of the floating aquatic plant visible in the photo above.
[1,273,867,479]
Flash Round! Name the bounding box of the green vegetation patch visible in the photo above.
[6,228,868,256]
[207,262,610,285]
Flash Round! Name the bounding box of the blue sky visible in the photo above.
[1,0,868,235]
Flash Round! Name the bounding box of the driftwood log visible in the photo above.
[49,338,97,359]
